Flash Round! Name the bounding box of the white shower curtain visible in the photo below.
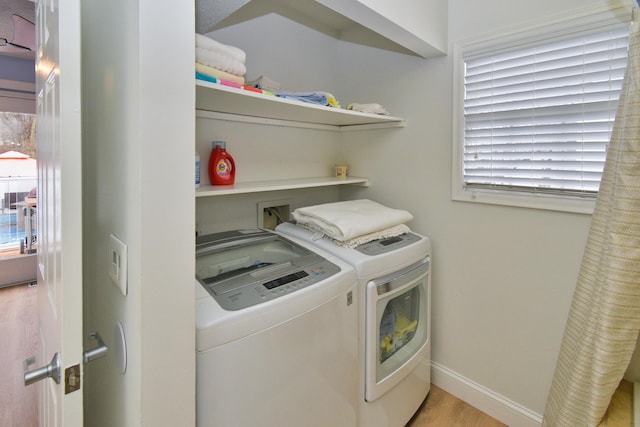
[542,18,640,426]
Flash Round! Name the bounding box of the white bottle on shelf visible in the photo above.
[195,152,201,189]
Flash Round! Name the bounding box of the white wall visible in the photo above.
[81,1,195,426]
[338,0,630,420]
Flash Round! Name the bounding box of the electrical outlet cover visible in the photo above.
[108,234,128,296]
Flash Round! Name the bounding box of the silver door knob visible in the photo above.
[83,332,108,364]
[24,353,61,386]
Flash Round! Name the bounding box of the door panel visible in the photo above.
[33,0,83,424]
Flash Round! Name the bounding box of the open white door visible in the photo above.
[22,0,84,424]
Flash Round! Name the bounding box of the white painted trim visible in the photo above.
[431,362,543,427]
[455,1,631,52]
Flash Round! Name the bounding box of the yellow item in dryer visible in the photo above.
[394,316,417,339]
[380,316,418,355]
[382,335,392,353]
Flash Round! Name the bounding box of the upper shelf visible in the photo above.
[195,79,406,130]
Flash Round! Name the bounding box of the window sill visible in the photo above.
[452,187,595,215]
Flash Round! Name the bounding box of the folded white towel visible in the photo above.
[245,75,281,91]
[196,47,247,76]
[292,199,413,242]
[195,33,247,63]
[347,103,390,115]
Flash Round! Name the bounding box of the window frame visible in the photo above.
[451,5,632,214]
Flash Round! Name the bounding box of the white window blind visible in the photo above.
[463,25,629,198]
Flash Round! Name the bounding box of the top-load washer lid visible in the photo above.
[196,229,341,311]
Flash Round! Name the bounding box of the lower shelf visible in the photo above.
[196,176,370,197]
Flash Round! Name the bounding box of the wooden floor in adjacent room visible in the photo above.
[0,282,38,427]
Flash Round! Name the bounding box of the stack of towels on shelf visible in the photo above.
[195,33,247,86]
[193,36,386,113]
[290,199,413,249]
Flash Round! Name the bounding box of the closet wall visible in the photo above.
[81,1,195,425]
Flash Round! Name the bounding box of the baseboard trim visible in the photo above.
[431,362,543,427]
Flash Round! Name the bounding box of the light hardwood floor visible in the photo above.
[408,385,506,427]
[409,377,633,427]
[599,379,633,427]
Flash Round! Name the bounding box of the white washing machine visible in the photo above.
[195,229,358,427]
[276,222,432,427]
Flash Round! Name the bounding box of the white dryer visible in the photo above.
[195,229,359,427]
[276,222,432,427]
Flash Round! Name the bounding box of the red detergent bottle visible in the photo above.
[208,141,236,185]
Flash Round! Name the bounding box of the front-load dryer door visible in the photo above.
[365,257,430,402]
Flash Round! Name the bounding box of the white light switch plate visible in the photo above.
[108,234,128,296]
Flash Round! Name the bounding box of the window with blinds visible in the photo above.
[461,24,629,199]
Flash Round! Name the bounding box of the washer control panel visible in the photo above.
[218,262,338,310]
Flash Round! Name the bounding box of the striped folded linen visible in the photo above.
[291,199,413,242]
[195,33,246,63]
[332,223,411,249]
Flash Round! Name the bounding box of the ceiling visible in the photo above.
[0,0,35,59]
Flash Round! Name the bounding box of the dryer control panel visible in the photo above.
[355,232,422,256]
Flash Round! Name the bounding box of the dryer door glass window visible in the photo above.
[364,258,430,402]
[376,282,427,382]
[379,286,419,363]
